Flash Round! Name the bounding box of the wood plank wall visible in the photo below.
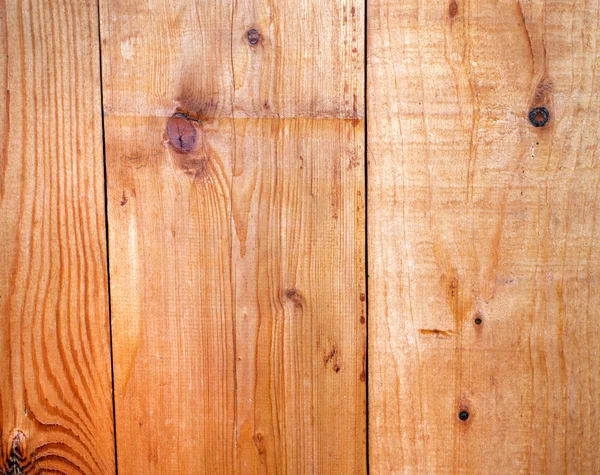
[1,0,599,473]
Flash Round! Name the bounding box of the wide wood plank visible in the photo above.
[0,1,115,473]
[368,0,600,472]
[100,0,365,473]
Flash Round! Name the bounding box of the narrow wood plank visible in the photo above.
[231,3,365,472]
[100,2,237,472]
[232,117,365,473]
[101,0,366,473]
[368,0,600,472]
[0,1,115,473]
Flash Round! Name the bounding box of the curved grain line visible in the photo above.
[4,1,113,473]
[25,406,105,474]
[77,0,111,394]
[11,1,95,470]
[31,315,98,446]
[28,452,88,475]
[52,0,98,409]
[63,0,102,402]
[28,439,98,474]
[44,0,100,431]
[27,1,99,446]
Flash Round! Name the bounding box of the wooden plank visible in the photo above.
[368,0,600,472]
[100,0,366,472]
[232,117,365,473]
[0,1,115,473]
[99,2,237,472]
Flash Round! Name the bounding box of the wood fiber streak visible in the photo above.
[368,0,600,473]
[0,1,115,474]
[100,0,365,473]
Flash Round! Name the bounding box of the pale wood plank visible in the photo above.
[0,0,115,473]
[101,0,365,473]
[368,0,600,472]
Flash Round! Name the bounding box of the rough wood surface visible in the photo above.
[368,0,600,473]
[6,0,599,472]
[100,0,366,472]
[0,1,115,473]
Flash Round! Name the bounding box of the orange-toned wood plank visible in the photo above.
[0,1,115,473]
[100,0,365,472]
[232,117,365,474]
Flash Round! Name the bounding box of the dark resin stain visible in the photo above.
[167,113,198,152]
[253,432,266,456]
[323,344,344,374]
[449,0,458,18]
[324,347,337,365]
[360,354,366,381]
[418,328,457,338]
[284,287,305,309]
[285,288,297,299]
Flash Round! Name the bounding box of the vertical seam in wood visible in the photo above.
[229,0,239,463]
[364,0,370,472]
[96,0,119,473]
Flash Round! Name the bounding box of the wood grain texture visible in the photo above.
[0,1,115,473]
[368,0,600,473]
[100,0,365,472]
[100,1,237,471]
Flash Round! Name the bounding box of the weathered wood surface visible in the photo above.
[368,0,600,473]
[0,0,115,473]
[100,0,365,472]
